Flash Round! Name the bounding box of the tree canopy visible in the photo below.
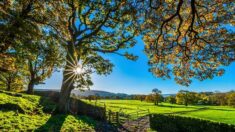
[58,0,142,112]
[0,0,234,112]
[63,0,140,87]
[143,0,235,86]
[0,0,68,71]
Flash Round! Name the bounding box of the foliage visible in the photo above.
[176,90,205,105]
[60,0,140,90]
[152,88,162,105]
[132,95,146,101]
[228,93,235,107]
[0,71,25,92]
[0,56,28,92]
[145,94,155,103]
[0,0,68,53]
[0,0,67,93]
[0,54,15,72]
[149,114,235,132]
[174,90,235,106]
[1,0,235,113]
[86,95,101,101]
[166,96,176,104]
[58,0,141,112]
[210,92,228,105]
[143,0,235,86]
[23,33,64,93]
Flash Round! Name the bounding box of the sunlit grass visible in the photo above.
[84,99,235,125]
[0,92,98,131]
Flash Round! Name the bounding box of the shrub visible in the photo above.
[150,114,235,132]
[228,93,235,107]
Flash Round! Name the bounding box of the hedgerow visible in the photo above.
[150,114,235,132]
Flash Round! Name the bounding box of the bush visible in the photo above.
[150,114,235,132]
[228,93,235,107]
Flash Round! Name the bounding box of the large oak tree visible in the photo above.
[1,0,234,113]
[58,0,140,112]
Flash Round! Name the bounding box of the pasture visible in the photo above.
[0,91,109,131]
[84,99,235,125]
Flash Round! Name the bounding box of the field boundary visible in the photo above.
[83,100,151,129]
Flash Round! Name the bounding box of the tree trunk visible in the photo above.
[27,61,36,94]
[59,43,77,113]
[154,95,158,105]
[185,99,188,106]
[6,82,11,91]
[27,80,34,94]
[6,75,12,91]
[185,96,188,106]
[59,81,73,113]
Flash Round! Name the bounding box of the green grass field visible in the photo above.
[84,99,235,125]
[0,91,101,131]
[1,91,234,131]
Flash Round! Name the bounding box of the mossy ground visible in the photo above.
[0,91,99,131]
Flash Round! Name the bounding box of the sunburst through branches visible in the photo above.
[63,52,92,90]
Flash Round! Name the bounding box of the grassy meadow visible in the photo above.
[1,91,234,131]
[84,99,235,125]
[0,91,108,131]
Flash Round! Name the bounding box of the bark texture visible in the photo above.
[59,43,77,112]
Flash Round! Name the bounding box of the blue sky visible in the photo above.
[37,37,235,94]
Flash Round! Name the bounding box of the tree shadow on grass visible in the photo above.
[168,107,235,115]
[158,104,198,109]
[206,108,235,112]
[34,95,66,132]
[35,114,118,132]
[35,97,118,132]
[0,103,25,113]
[168,107,208,115]
[35,114,67,132]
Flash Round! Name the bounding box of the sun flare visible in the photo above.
[73,66,83,75]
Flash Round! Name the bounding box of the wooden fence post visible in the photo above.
[104,103,106,121]
[137,111,139,119]
[116,112,119,125]
[109,110,111,122]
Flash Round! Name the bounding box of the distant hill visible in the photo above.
[162,94,176,97]
[72,89,129,98]
[35,89,60,92]
[35,89,175,98]
[35,89,128,97]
